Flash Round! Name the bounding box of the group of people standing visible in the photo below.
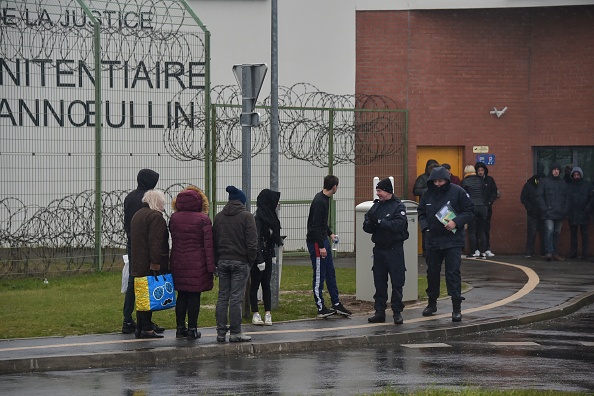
[521,163,594,261]
[121,169,283,342]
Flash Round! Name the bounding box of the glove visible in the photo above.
[256,262,266,271]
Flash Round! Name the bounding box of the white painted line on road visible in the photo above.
[402,343,451,348]
[488,342,540,346]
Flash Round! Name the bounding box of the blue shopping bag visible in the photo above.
[134,273,176,311]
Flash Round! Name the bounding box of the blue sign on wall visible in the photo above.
[475,154,495,165]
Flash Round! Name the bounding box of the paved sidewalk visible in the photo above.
[1,255,593,374]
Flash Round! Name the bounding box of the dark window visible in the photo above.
[535,147,594,183]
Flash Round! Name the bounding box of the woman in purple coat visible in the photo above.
[169,187,215,340]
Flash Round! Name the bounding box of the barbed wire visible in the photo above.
[165,83,406,167]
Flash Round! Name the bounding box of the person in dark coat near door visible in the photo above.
[169,187,215,340]
[417,166,475,322]
[567,167,594,259]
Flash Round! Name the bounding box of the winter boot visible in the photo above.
[422,300,437,316]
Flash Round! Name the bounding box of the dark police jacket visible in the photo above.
[363,195,409,248]
[418,167,475,250]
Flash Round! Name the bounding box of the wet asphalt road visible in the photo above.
[2,304,593,395]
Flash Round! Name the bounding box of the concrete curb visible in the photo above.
[2,290,593,374]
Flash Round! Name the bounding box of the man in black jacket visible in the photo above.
[363,178,409,325]
[520,174,544,258]
[418,166,475,322]
[306,175,351,318]
[122,169,161,335]
[475,162,498,257]
[413,159,439,256]
[536,163,570,261]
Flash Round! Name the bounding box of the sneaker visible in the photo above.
[333,302,352,317]
[485,250,495,257]
[476,253,487,259]
[317,306,336,318]
[229,333,252,342]
[465,254,475,259]
[393,312,403,325]
[252,312,264,326]
[216,335,226,343]
[264,313,272,326]
[472,250,480,258]
[121,320,137,334]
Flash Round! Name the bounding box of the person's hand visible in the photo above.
[214,267,219,278]
[320,247,328,258]
[257,262,266,271]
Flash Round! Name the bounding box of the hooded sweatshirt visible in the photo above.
[123,169,159,240]
[413,159,440,198]
[520,175,542,219]
[567,167,594,225]
[474,162,498,206]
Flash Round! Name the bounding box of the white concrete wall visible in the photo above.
[189,0,356,96]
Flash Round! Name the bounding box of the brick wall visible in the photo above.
[356,6,594,254]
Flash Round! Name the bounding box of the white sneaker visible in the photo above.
[264,313,272,326]
[485,250,495,257]
[252,312,264,325]
[472,250,480,257]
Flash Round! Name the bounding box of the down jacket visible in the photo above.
[169,188,216,293]
[536,169,569,220]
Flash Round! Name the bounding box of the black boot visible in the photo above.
[452,300,462,322]
[422,300,437,316]
[367,311,386,323]
[187,328,201,339]
[393,312,403,325]
[176,326,188,339]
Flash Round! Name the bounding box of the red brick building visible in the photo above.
[356,5,594,254]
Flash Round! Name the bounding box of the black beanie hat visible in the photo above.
[226,185,247,204]
[376,178,393,194]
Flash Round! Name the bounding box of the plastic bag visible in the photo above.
[121,254,129,294]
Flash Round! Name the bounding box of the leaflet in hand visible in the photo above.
[435,203,457,233]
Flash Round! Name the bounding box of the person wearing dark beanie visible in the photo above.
[376,178,393,194]
[213,185,258,342]
[363,177,408,324]
[226,185,247,205]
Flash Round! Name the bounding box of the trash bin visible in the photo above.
[355,200,419,303]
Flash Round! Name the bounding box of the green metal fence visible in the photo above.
[0,0,210,276]
[0,2,407,277]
